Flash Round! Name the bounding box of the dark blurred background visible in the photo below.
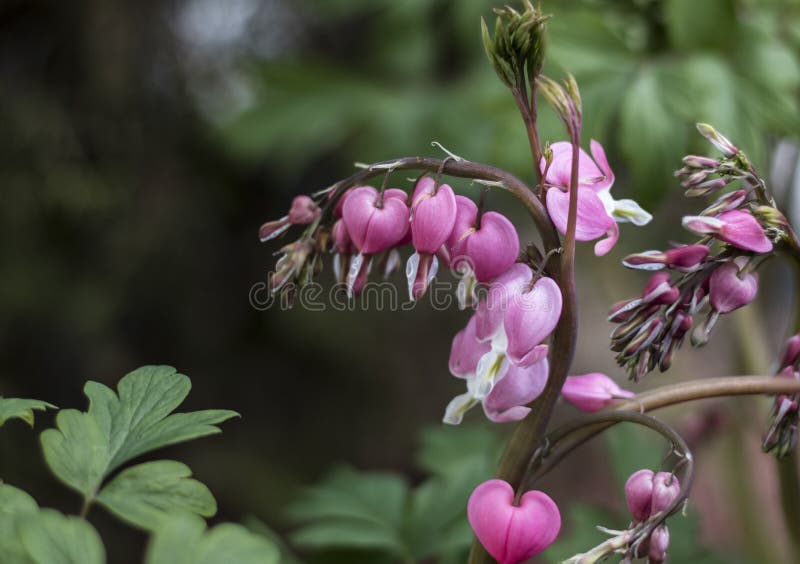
[1,0,799,562]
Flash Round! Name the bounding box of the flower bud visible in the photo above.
[561,373,634,412]
[625,469,655,521]
[782,334,800,368]
[701,189,747,216]
[287,195,321,224]
[682,155,720,169]
[697,123,738,158]
[650,472,681,514]
[708,262,758,314]
[648,526,670,563]
[684,177,732,198]
[342,186,410,255]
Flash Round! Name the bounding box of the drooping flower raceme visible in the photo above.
[561,372,634,412]
[543,140,651,256]
[468,479,561,564]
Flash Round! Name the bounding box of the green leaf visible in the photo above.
[0,483,39,564]
[85,365,238,472]
[96,460,216,531]
[40,410,110,497]
[664,0,737,53]
[41,365,237,500]
[146,513,279,564]
[0,398,55,427]
[416,424,499,478]
[287,467,409,557]
[619,64,688,204]
[18,509,105,564]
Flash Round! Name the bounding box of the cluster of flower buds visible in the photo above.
[623,469,681,563]
[444,264,561,424]
[610,125,781,380]
[560,372,634,412]
[258,174,522,303]
[763,333,800,457]
[467,479,560,564]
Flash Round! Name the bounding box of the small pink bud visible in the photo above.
[701,189,747,216]
[287,195,321,224]
[663,245,710,271]
[682,155,720,169]
[625,469,655,521]
[684,177,732,197]
[449,315,491,378]
[697,123,738,158]
[561,373,634,412]
[641,273,679,305]
[258,217,291,242]
[468,479,561,564]
[708,262,758,314]
[332,219,354,254]
[342,186,410,255]
[648,526,670,563]
[782,334,800,368]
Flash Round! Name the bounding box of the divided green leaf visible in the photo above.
[18,509,105,564]
[0,398,55,428]
[145,513,279,564]
[40,365,237,501]
[96,460,217,531]
[0,483,40,564]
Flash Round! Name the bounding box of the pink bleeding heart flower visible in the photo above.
[342,186,409,254]
[543,140,651,256]
[682,209,773,253]
[475,263,535,343]
[623,244,710,272]
[468,479,561,564]
[708,262,758,314]
[561,373,634,412]
[503,276,562,367]
[449,315,492,379]
[407,176,457,299]
[625,470,681,522]
[447,195,520,283]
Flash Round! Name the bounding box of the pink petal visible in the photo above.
[561,373,634,412]
[589,139,615,192]
[342,186,410,254]
[446,195,479,263]
[541,142,606,191]
[449,314,491,378]
[546,186,616,241]
[475,264,533,342]
[484,357,549,422]
[504,277,562,366]
[708,262,758,313]
[717,210,773,253]
[465,212,520,282]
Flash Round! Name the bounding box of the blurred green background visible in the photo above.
[1,0,800,562]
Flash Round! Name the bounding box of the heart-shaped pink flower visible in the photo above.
[468,479,561,564]
[342,186,409,255]
[504,276,563,367]
[410,177,457,254]
[708,262,758,314]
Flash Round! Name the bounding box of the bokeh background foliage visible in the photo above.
[1,0,799,562]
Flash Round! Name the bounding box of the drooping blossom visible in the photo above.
[341,186,410,295]
[648,526,671,563]
[708,261,758,314]
[543,140,651,256]
[444,314,549,424]
[446,195,520,306]
[561,373,634,412]
[467,479,561,564]
[682,209,773,253]
[407,176,457,300]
